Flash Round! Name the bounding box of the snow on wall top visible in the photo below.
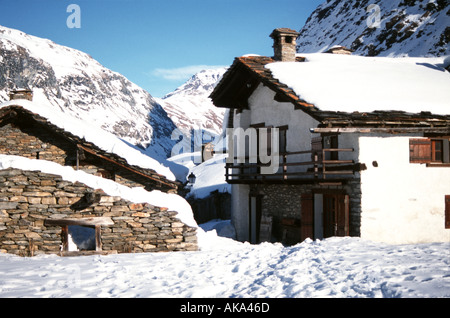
[0,99,176,181]
[266,53,450,115]
[0,154,196,228]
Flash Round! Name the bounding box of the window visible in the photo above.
[324,135,339,160]
[432,140,443,162]
[278,125,288,154]
[311,136,323,161]
[96,169,115,180]
[409,138,449,164]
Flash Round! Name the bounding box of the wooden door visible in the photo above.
[323,194,349,238]
[336,195,349,236]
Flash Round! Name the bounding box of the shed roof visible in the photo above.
[0,101,178,190]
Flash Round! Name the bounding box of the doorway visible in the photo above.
[249,195,262,244]
[68,225,96,251]
[323,193,349,238]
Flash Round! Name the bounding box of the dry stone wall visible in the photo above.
[0,168,197,256]
[0,122,70,165]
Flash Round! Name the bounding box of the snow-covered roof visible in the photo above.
[0,99,176,181]
[266,53,450,115]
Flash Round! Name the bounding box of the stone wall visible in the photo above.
[250,180,362,243]
[188,191,231,224]
[251,184,309,243]
[0,168,197,256]
[0,122,71,165]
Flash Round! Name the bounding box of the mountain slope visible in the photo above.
[296,0,449,57]
[156,68,227,157]
[0,25,177,159]
[157,68,227,137]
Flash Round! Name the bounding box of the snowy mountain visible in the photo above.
[156,68,227,149]
[0,25,177,159]
[296,0,449,57]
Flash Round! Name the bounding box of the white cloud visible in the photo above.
[151,65,227,81]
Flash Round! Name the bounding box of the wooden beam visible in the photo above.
[45,217,114,227]
[311,127,450,134]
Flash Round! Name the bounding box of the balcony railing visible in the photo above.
[225,148,358,183]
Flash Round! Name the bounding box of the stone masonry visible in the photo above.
[250,180,362,243]
[0,168,197,256]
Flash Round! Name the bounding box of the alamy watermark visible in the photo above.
[366,4,381,28]
[172,127,280,175]
[67,4,81,29]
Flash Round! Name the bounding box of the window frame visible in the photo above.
[431,139,443,163]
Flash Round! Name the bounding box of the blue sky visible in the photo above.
[0,0,323,97]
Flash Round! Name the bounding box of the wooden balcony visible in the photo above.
[225,148,361,184]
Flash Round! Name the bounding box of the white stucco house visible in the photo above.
[210,28,450,245]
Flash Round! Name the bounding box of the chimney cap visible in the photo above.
[270,28,299,62]
[270,28,300,38]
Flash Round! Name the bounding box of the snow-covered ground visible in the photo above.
[0,219,448,298]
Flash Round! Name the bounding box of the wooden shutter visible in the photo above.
[443,140,450,163]
[301,193,314,241]
[409,138,432,163]
[445,195,450,229]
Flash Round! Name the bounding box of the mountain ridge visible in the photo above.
[296,0,449,57]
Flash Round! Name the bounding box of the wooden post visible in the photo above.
[76,147,79,170]
[61,225,69,252]
[314,153,319,178]
[95,225,102,251]
[322,149,326,179]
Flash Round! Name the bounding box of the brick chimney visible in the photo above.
[270,28,300,62]
[9,88,33,101]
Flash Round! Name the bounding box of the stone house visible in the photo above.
[210,28,450,245]
[0,96,198,256]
